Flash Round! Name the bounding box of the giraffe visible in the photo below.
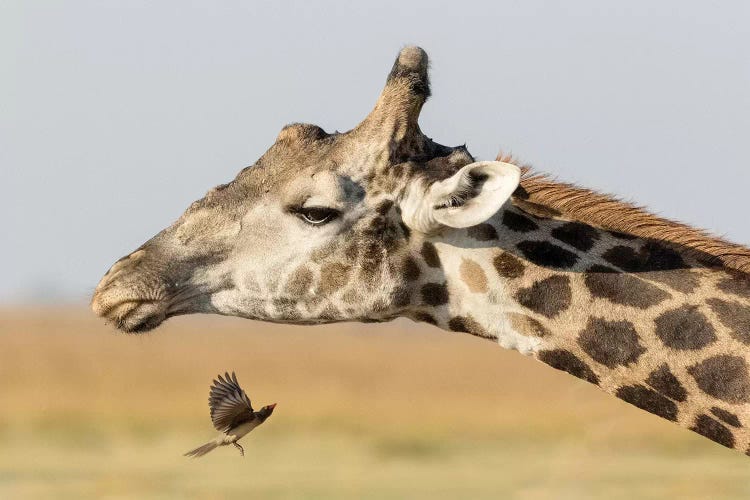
[92,46,750,454]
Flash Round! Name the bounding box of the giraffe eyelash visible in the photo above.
[288,205,341,226]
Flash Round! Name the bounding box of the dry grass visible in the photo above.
[1,306,749,498]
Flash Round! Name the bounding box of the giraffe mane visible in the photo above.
[497,153,750,275]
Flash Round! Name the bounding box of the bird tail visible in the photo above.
[184,439,221,458]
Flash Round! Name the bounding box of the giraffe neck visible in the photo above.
[411,204,750,454]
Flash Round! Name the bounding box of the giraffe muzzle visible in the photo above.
[91,283,169,333]
[104,299,166,333]
[91,250,173,332]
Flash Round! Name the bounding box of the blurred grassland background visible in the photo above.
[2,307,749,499]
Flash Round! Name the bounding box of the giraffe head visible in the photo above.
[91,47,520,332]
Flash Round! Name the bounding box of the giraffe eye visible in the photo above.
[297,207,340,225]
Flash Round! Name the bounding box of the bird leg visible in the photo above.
[233,442,244,457]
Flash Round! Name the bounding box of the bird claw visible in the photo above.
[234,442,244,457]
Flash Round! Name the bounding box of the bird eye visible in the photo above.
[296,207,340,226]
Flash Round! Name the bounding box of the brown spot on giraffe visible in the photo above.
[421,242,441,268]
[376,199,394,216]
[412,311,438,325]
[516,275,572,319]
[538,349,599,385]
[577,318,646,368]
[710,407,742,428]
[584,265,671,309]
[285,266,313,297]
[646,364,687,402]
[506,313,550,337]
[421,283,449,306]
[602,242,687,273]
[448,315,495,339]
[358,244,384,283]
[467,223,498,241]
[502,211,538,232]
[516,241,579,269]
[318,262,352,295]
[367,215,399,252]
[401,256,421,282]
[492,252,525,279]
[391,286,412,308]
[459,258,488,293]
[615,385,678,422]
[398,222,411,240]
[707,298,750,345]
[689,355,750,404]
[654,305,716,350]
[716,272,750,298]
[551,222,600,251]
[691,414,735,449]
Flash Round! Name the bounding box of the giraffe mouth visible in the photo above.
[92,276,215,333]
[117,301,167,333]
[93,297,168,333]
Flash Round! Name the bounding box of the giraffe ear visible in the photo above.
[401,161,521,233]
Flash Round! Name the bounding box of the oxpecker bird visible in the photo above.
[184,372,276,457]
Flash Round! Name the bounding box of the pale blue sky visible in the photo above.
[2,1,748,302]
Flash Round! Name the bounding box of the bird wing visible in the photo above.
[208,371,254,432]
